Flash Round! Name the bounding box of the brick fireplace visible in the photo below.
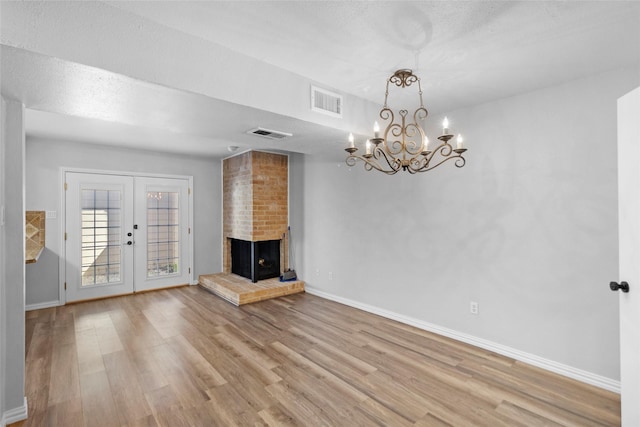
[223,151,288,282]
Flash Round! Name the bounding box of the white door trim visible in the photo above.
[59,167,194,304]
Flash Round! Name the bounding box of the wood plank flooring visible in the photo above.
[15,286,620,426]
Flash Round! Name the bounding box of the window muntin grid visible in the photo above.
[81,189,122,286]
[147,191,179,277]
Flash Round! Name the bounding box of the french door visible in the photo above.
[133,177,190,292]
[65,172,191,303]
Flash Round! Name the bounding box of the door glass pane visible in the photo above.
[81,189,122,286]
[147,191,180,277]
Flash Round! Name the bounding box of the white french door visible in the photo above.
[133,177,190,292]
[66,173,135,302]
[65,172,191,303]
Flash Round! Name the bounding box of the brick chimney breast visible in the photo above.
[223,151,288,273]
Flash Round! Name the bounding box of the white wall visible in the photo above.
[291,66,640,387]
[0,97,5,426]
[1,96,27,425]
[25,138,222,306]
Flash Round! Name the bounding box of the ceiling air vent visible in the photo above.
[247,127,293,140]
[311,86,342,118]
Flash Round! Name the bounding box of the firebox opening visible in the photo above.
[230,238,280,283]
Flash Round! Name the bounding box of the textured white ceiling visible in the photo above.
[107,1,640,110]
[2,1,640,157]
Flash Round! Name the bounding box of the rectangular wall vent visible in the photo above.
[311,86,342,118]
[247,127,293,140]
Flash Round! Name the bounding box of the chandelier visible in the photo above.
[345,69,467,174]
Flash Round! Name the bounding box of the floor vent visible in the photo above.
[247,127,293,140]
[311,86,342,118]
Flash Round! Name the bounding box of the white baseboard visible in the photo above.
[304,286,620,393]
[1,397,28,426]
[25,300,60,311]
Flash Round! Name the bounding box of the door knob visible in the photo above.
[609,281,630,293]
[127,241,133,245]
[127,232,132,237]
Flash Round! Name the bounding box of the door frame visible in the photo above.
[58,167,194,305]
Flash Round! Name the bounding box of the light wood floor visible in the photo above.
[15,287,619,426]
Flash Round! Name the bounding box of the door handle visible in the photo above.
[610,281,630,293]
[127,241,133,246]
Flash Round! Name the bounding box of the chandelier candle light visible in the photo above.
[345,69,467,174]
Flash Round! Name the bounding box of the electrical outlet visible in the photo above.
[315,269,320,277]
[328,272,334,280]
[470,301,479,315]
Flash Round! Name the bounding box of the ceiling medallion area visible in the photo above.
[345,69,467,175]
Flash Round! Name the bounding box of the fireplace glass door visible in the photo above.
[231,239,280,282]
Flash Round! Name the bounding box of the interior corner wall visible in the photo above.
[1,96,27,423]
[25,138,222,306]
[288,152,305,274]
[291,66,640,382]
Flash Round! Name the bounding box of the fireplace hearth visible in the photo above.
[230,238,280,283]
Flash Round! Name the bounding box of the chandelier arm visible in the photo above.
[345,153,399,175]
[454,156,466,168]
[365,156,398,174]
[418,154,466,172]
[411,142,455,171]
[345,155,359,168]
[374,146,402,172]
[419,142,454,166]
[430,142,453,158]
